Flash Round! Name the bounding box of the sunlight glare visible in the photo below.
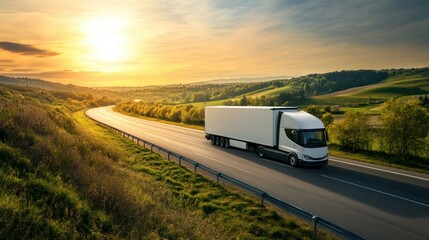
[83,15,129,62]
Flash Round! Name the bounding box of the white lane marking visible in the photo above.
[321,174,429,208]
[330,158,429,182]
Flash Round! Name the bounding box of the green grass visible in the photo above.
[0,143,113,239]
[248,85,294,98]
[328,145,429,174]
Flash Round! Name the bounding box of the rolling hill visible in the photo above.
[311,71,429,106]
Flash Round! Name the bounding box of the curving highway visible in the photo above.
[86,106,429,240]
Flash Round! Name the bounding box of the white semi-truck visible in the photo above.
[204,106,328,166]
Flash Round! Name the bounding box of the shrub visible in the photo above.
[328,111,371,151]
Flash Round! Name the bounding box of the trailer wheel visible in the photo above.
[210,135,216,145]
[215,136,220,146]
[220,137,225,147]
[257,146,264,158]
[225,138,230,148]
[289,154,298,167]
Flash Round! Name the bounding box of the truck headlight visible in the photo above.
[303,154,310,160]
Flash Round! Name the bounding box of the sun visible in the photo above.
[83,15,129,62]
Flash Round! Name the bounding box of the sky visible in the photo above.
[0,0,429,86]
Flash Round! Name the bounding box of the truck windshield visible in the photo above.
[299,129,327,148]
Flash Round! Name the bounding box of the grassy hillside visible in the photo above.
[311,70,429,107]
[0,85,332,238]
[0,75,123,100]
[0,75,91,92]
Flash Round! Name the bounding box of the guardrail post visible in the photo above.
[137,139,139,145]
[179,156,182,166]
[312,216,319,240]
[261,193,266,206]
[194,163,198,172]
[150,144,153,152]
[216,172,221,183]
[167,151,170,160]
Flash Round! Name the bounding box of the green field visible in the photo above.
[310,75,429,107]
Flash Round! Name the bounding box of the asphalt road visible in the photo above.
[86,106,429,240]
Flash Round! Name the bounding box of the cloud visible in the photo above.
[11,68,36,72]
[0,41,60,57]
[259,0,429,48]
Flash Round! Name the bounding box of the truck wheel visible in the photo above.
[215,136,220,146]
[257,146,264,158]
[289,154,298,167]
[220,137,225,147]
[225,138,230,148]
[210,135,216,145]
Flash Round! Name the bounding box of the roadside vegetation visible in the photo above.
[325,99,429,172]
[0,84,333,239]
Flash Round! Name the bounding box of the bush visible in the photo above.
[328,111,371,151]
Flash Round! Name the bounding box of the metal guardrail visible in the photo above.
[85,111,364,240]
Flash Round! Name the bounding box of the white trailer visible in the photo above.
[205,106,328,167]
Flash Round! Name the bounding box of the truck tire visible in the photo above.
[257,146,264,158]
[215,136,220,146]
[225,138,230,148]
[220,137,225,147]
[289,154,298,167]
[210,135,216,145]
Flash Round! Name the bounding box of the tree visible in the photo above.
[379,98,429,158]
[321,112,334,127]
[328,111,371,151]
[305,105,322,119]
[240,95,248,106]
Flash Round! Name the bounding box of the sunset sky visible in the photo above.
[1,0,429,86]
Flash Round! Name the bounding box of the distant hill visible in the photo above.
[0,75,91,92]
[190,76,293,85]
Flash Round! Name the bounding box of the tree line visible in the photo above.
[115,102,205,125]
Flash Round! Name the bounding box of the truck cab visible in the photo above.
[279,111,328,166]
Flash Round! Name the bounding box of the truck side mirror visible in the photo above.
[325,131,329,142]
